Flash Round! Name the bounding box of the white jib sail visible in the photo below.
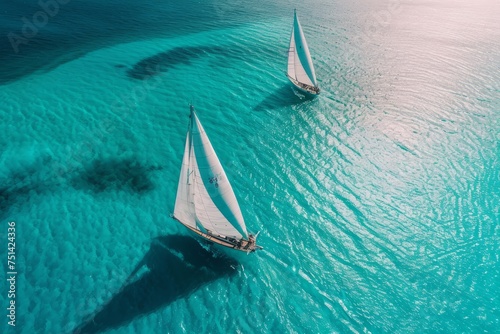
[174,108,248,240]
[287,10,317,87]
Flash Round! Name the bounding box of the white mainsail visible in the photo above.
[287,9,318,89]
[173,106,248,240]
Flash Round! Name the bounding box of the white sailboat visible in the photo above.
[286,9,320,95]
[172,105,263,253]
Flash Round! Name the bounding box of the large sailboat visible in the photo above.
[172,105,263,253]
[286,9,320,95]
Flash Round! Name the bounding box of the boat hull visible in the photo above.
[173,217,263,253]
[286,74,320,96]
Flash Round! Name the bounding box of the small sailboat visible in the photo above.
[286,9,320,95]
[172,105,263,253]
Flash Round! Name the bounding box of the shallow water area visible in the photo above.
[0,0,499,333]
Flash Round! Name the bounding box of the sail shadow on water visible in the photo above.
[72,235,238,334]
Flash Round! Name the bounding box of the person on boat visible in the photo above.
[247,234,256,248]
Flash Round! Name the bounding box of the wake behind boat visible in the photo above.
[286,9,320,95]
[172,105,263,253]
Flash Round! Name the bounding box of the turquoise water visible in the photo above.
[1,0,499,333]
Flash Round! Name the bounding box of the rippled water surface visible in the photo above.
[0,0,499,333]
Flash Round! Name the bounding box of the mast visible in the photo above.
[174,105,248,240]
[173,106,263,251]
[287,9,318,91]
[190,110,248,239]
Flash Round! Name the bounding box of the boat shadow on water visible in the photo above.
[254,85,315,112]
[72,235,239,334]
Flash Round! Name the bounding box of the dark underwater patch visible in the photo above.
[72,157,162,194]
[0,0,264,85]
[0,154,56,217]
[126,46,225,80]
